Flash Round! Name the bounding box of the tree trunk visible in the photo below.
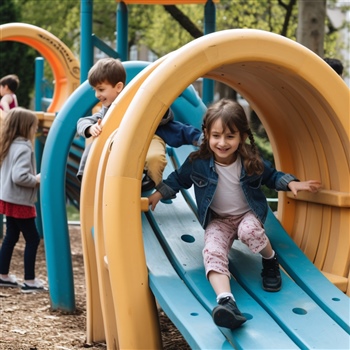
[296,0,326,56]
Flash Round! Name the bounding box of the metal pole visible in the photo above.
[80,0,93,83]
[117,1,128,61]
[202,0,216,106]
[34,57,45,238]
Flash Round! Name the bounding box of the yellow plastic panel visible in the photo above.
[81,59,164,348]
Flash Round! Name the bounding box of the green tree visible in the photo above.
[0,0,36,108]
[15,1,347,62]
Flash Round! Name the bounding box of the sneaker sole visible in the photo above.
[262,283,282,292]
[21,284,48,293]
[21,288,48,293]
[212,306,247,330]
[0,281,20,288]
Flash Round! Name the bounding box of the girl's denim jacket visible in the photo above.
[156,155,298,229]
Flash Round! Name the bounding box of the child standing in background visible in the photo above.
[0,108,46,293]
[149,98,321,330]
[0,74,19,117]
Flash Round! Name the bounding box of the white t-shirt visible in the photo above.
[210,156,250,216]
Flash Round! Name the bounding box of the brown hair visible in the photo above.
[88,58,126,87]
[191,98,263,175]
[0,107,38,165]
[0,74,20,92]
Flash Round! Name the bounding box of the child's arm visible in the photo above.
[36,173,41,187]
[148,191,163,211]
[156,121,202,148]
[12,145,39,188]
[77,106,107,138]
[288,180,321,197]
[0,94,13,112]
[261,159,321,195]
[88,118,102,137]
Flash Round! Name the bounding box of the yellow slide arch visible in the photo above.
[80,59,164,344]
[86,29,349,348]
[0,22,80,113]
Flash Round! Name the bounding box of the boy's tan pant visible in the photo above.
[145,135,167,186]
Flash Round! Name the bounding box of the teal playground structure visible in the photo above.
[1,0,349,348]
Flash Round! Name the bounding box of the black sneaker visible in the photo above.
[261,253,282,292]
[21,278,48,293]
[0,275,20,288]
[141,173,155,192]
[212,297,247,330]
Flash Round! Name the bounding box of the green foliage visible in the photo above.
[216,0,298,38]
[14,0,80,52]
[66,204,80,221]
[0,0,36,108]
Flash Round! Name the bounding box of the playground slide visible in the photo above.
[38,28,349,348]
[96,29,349,348]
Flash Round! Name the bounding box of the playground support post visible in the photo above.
[202,0,216,106]
[117,1,128,61]
[81,0,94,83]
[34,57,45,238]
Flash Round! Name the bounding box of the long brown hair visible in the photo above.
[191,99,263,175]
[0,107,38,166]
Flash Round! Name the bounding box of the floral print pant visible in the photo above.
[203,211,268,278]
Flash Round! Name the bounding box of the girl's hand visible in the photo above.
[36,173,41,184]
[148,191,163,211]
[89,118,102,137]
[288,180,321,197]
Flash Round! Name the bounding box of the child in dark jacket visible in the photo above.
[142,108,202,191]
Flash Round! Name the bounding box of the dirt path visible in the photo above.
[0,225,190,350]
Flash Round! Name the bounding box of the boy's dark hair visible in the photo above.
[0,74,20,92]
[88,58,126,87]
[324,57,343,76]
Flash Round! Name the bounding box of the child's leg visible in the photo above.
[144,135,167,186]
[237,212,281,291]
[237,211,268,253]
[0,216,21,275]
[17,218,40,281]
[204,216,246,329]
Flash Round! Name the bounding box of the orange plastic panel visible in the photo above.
[0,23,80,113]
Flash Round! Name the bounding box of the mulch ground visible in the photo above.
[0,224,190,350]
